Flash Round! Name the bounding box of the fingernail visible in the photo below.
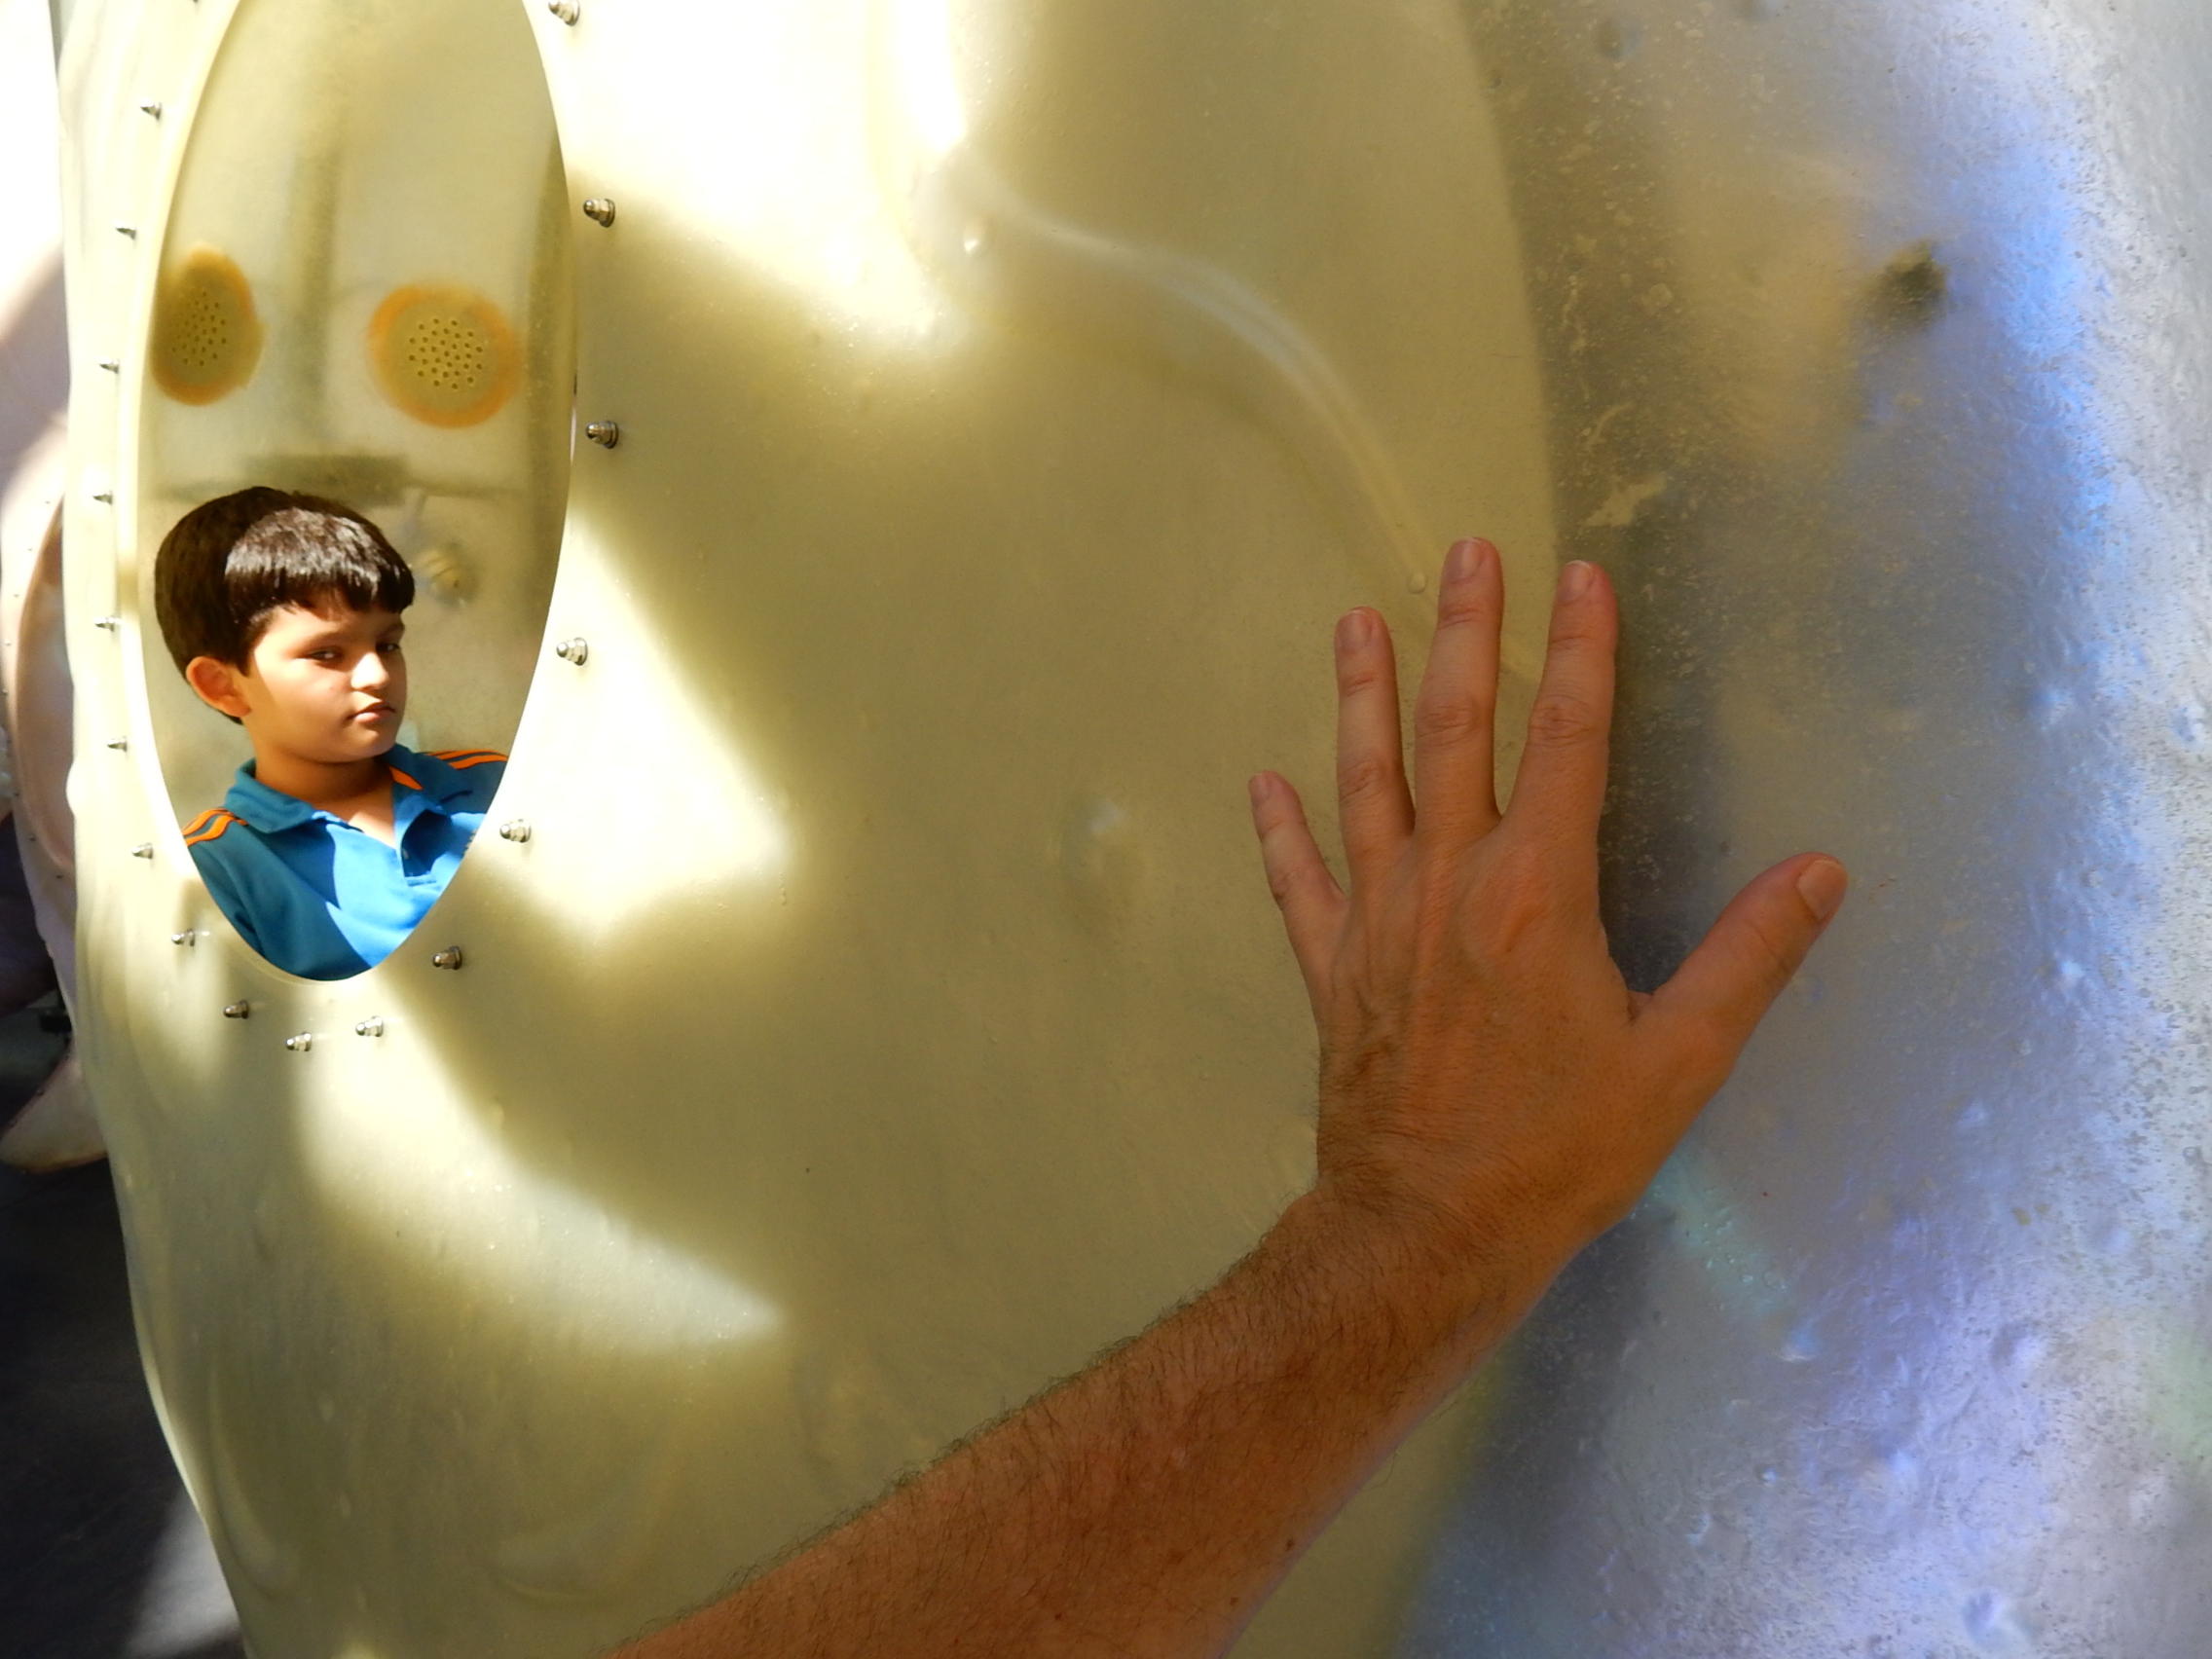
[1337,608,1372,649]
[1248,772,1273,808]
[1446,538,1484,585]
[1796,859,1848,923]
[1561,561,1597,600]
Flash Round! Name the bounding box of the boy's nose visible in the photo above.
[353,653,389,692]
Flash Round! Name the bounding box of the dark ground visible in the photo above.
[0,996,245,1659]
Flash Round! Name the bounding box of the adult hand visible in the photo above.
[1249,540,1847,1295]
[618,540,1845,1659]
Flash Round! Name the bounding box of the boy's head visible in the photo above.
[154,487,416,765]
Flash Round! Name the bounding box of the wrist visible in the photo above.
[1262,1184,1565,1385]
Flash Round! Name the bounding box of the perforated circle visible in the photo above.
[366,283,520,428]
[150,247,262,405]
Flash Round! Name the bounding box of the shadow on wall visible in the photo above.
[0,259,67,478]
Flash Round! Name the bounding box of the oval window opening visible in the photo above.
[136,0,572,980]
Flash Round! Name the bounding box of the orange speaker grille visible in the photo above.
[367,283,520,428]
[150,246,262,406]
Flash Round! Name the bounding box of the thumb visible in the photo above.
[1647,854,1847,1073]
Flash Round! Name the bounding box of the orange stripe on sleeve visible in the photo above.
[443,753,506,770]
[430,749,507,765]
[182,807,225,836]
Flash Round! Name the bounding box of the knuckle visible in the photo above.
[1434,591,1491,632]
[1734,912,1800,989]
[1414,692,1488,750]
[1526,691,1602,749]
[1548,614,1604,651]
[1337,754,1398,803]
[1337,661,1389,698]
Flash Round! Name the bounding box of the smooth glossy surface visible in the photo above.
[55,0,2212,1655]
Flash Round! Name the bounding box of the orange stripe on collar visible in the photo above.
[184,811,240,848]
[388,766,423,792]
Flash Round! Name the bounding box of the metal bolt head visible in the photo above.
[431,945,464,971]
[547,0,579,21]
[140,101,163,118]
[582,198,616,227]
[92,491,114,504]
[93,615,121,630]
[106,738,129,752]
[354,1016,386,1038]
[554,637,590,665]
[97,359,120,374]
[498,820,533,843]
[170,930,195,946]
[583,421,620,449]
[223,1001,250,1020]
[130,843,154,860]
[284,1033,313,1052]
[114,224,136,239]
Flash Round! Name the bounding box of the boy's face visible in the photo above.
[187,603,408,766]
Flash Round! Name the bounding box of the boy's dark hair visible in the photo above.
[153,487,415,679]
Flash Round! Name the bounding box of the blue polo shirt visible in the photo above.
[183,744,507,980]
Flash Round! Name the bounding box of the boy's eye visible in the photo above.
[379,641,404,655]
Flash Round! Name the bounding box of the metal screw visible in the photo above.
[354,1016,386,1038]
[548,0,579,21]
[498,820,532,843]
[106,738,129,752]
[140,101,163,119]
[94,615,121,631]
[554,637,589,665]
[284,1033,313,1053]
[431,945,464,971]
[98,358,120,373]
[114,224,136,239]
[584,421,620,449]
[130,843,154,859]
[92,491,114,504]
[223,1001,250,1020]
[582,198,616,227]
[171,930,196,946]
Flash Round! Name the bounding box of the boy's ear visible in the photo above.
[185,654,252,720]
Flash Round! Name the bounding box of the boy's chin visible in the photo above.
[334,720,401,758]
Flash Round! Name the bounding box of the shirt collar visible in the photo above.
[224,744,465,834]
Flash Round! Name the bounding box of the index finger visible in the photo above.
[1502,561,1616,866]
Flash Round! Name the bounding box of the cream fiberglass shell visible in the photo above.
[73,1,1553,1654]
[134,0,570,958]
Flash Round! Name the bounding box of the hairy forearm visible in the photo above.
[616,1194,1553,1659]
